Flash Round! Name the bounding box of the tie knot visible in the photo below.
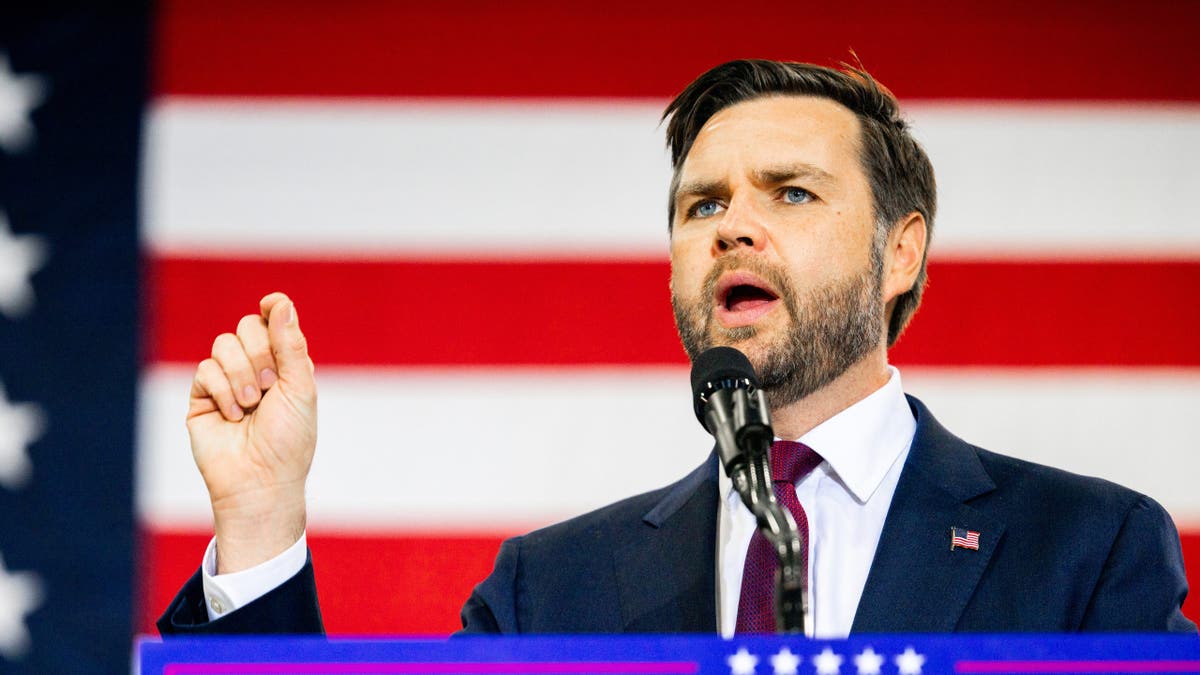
[770,440,822,484]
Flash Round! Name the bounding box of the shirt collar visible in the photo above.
[797,366,914,503]
[718,366,915,505]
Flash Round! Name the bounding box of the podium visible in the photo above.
[138,634,1200,674]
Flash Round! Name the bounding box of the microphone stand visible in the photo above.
[704,387,807,635]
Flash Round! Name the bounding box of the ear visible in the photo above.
[882,211,928,305]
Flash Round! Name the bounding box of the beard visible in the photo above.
[672,252,885,409]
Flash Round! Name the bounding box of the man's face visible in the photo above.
[669,95,886,407]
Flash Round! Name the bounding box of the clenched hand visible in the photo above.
[187,292,317,574]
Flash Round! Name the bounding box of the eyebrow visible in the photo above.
[753,163,837,188]
[673,162,838,208]
[674,179,728,204]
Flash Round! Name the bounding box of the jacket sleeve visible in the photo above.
[1080,494,1196,632]
[156,552,325,635]
[457,536,522,634]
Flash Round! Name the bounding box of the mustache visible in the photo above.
[701,255,796,308]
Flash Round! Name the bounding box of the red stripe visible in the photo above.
[136,527,1200,636]
[138,529,511,636]
[144,256,1200,367]
[155,1,1200,101]
[143,257,682,366]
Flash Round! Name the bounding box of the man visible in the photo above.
[158,60,1194,636]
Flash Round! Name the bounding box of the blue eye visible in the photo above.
[784,187,812,204]
[694,200,720,217]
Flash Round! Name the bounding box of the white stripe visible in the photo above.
[137,365,1200,529]
[137,365,713,530]
[142,99,1200,258]
[141,99,673,259]
[911,103,1200,259]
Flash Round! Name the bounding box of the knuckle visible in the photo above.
[211,332,238,356]
[245,341,274,366]
[236,313,266,336]
[249,352,275,372]
[195,358,221,381]
[195,360,234,398]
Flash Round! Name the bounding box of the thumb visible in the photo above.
[263,295,314,388]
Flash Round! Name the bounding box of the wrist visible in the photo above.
[211,483,307,574]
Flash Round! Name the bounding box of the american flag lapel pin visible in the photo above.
[951,527,981,551]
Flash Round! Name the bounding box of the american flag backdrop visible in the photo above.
[137,0,1200,638]
[5,2,1197,665]
[134,0,1200,638]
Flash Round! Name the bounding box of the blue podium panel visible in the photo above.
[138,635,1200,675]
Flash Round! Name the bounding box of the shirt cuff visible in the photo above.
[200,532,308,621]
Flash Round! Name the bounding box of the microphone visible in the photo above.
[689,345,808,635]
[689,346,773,476]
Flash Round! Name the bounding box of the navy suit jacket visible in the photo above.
[159,396,1196,634]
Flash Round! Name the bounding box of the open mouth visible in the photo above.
[724,284,777,312]
[714,272,781,327]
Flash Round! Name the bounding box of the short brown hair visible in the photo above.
[662,59,937,346]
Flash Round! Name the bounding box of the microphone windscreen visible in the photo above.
[690,346,760,426]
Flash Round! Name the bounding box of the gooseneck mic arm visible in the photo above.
[691,347,807,635]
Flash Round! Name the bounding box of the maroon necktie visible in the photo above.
[734,440,823,634]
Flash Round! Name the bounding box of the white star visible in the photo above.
[727,647,760,675]
[0,552,42,659]
[0,211,48,320]
[0,379,45,490]
[812,647,844,675]
[0,52,48,154]
[769,647,801,675]
[853,647,884,675]
[895,647,926,675]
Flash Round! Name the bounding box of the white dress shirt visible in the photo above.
[203,368,915,630]
[201,531,308,620]
[716,366,915,638]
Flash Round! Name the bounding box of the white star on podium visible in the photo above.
[0,212,49,320]
[0,552,42,659]
[0,380,45,490]
[0,52,47,154]
[812,646,844,675]
[895,646,926,675]
[770,646,801,675]
[727,646,759,675]
[853,647,884,675]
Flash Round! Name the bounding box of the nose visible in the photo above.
[713,197,768,254]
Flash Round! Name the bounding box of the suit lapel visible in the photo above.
[613,453,719,633]
[852,396,1005,633]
